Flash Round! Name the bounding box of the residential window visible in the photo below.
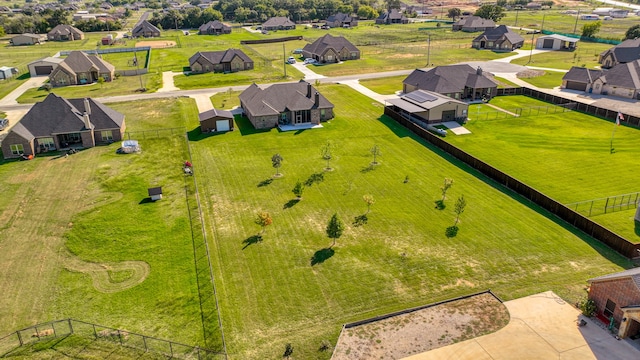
[604,299,616,318]
[488,42,493,47]
[320,109,325,117]
[327,55,334,61]
[351,52,357,58]
[102,130,113,142]
[10,144,24,155]
[39,137,55,150]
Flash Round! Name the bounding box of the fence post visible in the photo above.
[52,322,57,338]
[604,198,609,214]
[169,342,173,357]
[117,330,123,346]
[16,331,23,346]
[589,200,593,217]
[92,324,97,339]
[143,336,148,352]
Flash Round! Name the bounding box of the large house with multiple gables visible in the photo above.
[302,34,360,64]
[561,61,640,99]
[599,38,640,69]
[262,17,296,30]
[376,9,408,24]
[472,25,524,51]
[588,268,640,340]
[1,93,125,159]
[132,20,161,37]
[189,49,253,73]
[452,16,495,32]
[239,81,334,129]
[47,24,84,41]
[325,13,358,28]
[403,65,498,101]
[198,20,231,35]
[49,51,115,87]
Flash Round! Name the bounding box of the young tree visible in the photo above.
[582,21,601,38]
[363,194,375,214]
[474,4,505,22]
[370,144,381,165]
[97,76,105,89]
[321,141,333,170]
[441,178,454,202]
[454,195,467,225]
[326,213,345,248]
[272,153,283,176]
[292,180,304,199]
[447,8,461,21]
[283,343,293,358]
[255,211,272,235]
[625,24,640,40]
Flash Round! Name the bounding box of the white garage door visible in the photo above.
[216,120,230,132]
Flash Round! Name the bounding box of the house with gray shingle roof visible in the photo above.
[325,13,358,28]
[588,267,640,340]
[189,49,253,73]
[198,20,231,35]
[1,93,125,159]
[472,25,524,51]
[403,64,498,101]
[386,89,468,124]
[262,17,296,31]
[599,38,640,69]
[239,80,334,129]
[47,24,84,41]
[561,66,603,91]
[561,61,640,99]
[302,34,360,63]
[376,9,408,25]
[49,51,115,87]
[132,20,161,37]
[452,16,495,32]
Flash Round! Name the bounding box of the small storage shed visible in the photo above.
[199,108,234,133]
[148,187,163,201]
[536,34,579,51]
[0,66,18,80]
[28,57,64,77]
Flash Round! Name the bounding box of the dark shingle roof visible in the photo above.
[600,38,640,64]
[48,24,83,37]
[133,20,160,35]
[262,17,295,28]
[198,20,230,32]
[189,49,253,66]
[57,51,114,74]
[453,16,495,29]
[473,25,524,44]
[239,80,333,117]
[403,64,497,94]
[562,66,604,83]
[378,8,406,22]
[198,108,233,121]
[327,13,356,23]
[598,60,640,89]
[302,34,359,55]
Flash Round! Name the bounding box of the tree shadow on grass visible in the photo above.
[304,172,324,187]
[445,226,459,238]
[361,165,374,173]
[435,200,446,210]
[257,178,273,187]
[242,235,262,250]
[310,248,335,266]
[353,214,368,227]
[283,199,300,209]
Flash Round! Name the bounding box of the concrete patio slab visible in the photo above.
[440,121,471,135]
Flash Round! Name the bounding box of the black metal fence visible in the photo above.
[0,319,224,359]
[384,106,640,259]
[567,192,640,218]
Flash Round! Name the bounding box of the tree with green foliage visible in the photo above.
[385,0,402,10]
[447,8,461,21]
[292,180,304,199]
[357,5,378,20]
[326,213,345,248]
[474,4,505,22]
[97,77,105,89]
[272,153,283,176]
[582,21,601,38]
[321,141,333,170]
[441,178,454,202]
[255,211,272,235]
[363,195,375,214]
[541,1,555,8]
[370,144,381,165]
[0,26,5,37]
[454,195,467,225]
[625,24,640,40]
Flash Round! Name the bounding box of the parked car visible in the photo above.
[292,49,303,54]
[320,25,329,30]
[261,30,269,34]
[0,118,8,131]
[603,16,613,20]
[303,58,317,64]
[287,56,296,64]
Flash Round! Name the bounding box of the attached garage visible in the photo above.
[199,108,234,133]
[565,81,588,91]
[27,57,63,77]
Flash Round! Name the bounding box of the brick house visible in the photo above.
[189,49,253,73]
[261,17,295,30]
[376,9,408,24]
[132,20,161,37]
[452,16,495,32]
[599,38,640,69]
[472,25,524,51]
[588,268,640,340]
[325,13,358,28]
[49,51,115,87]
[47,24,84,41]
[403,64,498,101]
[198,20,231,35]
[301,34,360,64]
[1,93,125,159]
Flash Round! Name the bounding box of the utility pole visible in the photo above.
[573,10,580,34]
[541,14,545,32]
[527,29,535,64]
[283,43,287,78]
[426,34,431,67]
[515,9,519,27]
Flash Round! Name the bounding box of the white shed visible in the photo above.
[0,66,18,79]
[536,34,579,51]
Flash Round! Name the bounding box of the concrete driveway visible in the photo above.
[289,61,326,80]
[402,291,640,360]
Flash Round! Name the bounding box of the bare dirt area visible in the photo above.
[332,292,510,360]
[135,40,176,48]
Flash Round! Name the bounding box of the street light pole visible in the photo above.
[527,30,535,64]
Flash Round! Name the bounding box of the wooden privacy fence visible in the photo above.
[0,319,224,359]
[384,106,640,259]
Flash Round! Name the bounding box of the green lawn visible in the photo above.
[493,76,520,88]
[359,75,406,95]
[511,41,612,70]
[517,70,566,89]
[190,85,629,359]
[211,90,242,110]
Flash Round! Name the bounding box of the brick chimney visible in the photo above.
[314,91,320,107]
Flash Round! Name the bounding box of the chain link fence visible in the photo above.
[566,192,640,218]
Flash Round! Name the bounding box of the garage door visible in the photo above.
[442,110,456,122]
[543,39,554,49]
[35,66,53,75]
[216,120,230,132]
[565,81,586,91]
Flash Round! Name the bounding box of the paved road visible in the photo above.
[594,0,640,10]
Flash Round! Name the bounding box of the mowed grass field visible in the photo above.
[452,96,640,242]
[0,98,215,348]
[190,85,629,359]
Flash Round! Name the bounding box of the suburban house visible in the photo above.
[385,89,468,124]
[199,108,234,132]
[325,13,358,28]
[28,57,64,77]
[49,51,115,87]
[10,33,46,45]
[301,34,360,64]
[198,20,231,35]
[599,38,640,69]
[452,16,495,32]
[132,20,161,37]
[261,17,296,30]
[1,93,125,159]
[403,65,498,101]
[562,61,640,99]
[561,66,603,91]
[189,49,254,73]
[376,9,409,24]
[472,25,524,51]
[535,34,579,51]
[47,24,84,41]
[0,66,18,80]
[239,80,334,129]
[587,268,640,340]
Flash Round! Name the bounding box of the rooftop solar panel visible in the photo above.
[404,91,437,103]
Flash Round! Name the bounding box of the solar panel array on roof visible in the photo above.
[405,91,437,103]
